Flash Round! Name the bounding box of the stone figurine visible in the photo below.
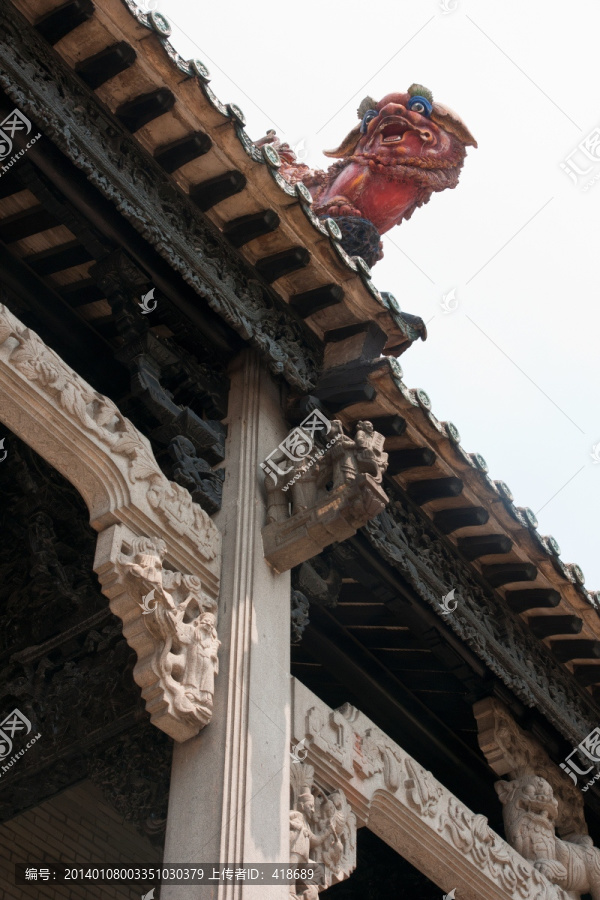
[496,774,600,899]
[256,84,476,266]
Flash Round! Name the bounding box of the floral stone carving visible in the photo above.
[289,762,357,897]
[262,420,389,573]
[496,775,600,899]
[95,525,220,742]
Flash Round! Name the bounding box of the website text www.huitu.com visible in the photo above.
[0,132,42,179]
[281,433,343,492]
[0,732,41,778]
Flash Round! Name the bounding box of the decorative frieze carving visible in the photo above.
[290,762,357,895]
[475,697,587,838]
[0,305,221,742]
[496,775,600,899]
[292,678,570,900]
[364,502,599,751]
[262,420,389,573]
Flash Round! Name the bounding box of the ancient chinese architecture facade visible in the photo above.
[0,2,598,899]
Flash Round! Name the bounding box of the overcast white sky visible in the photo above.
[151,0,600,587]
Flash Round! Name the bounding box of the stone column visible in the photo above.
[162,351,291,900]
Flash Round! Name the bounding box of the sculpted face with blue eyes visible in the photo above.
[309,84,477,236]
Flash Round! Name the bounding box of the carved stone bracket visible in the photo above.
[94,524,219,741]
[290,762,357,896]
[0,304,221,741]
[474,697,587,839]
[263,421,389,573]
[292,678,570,900]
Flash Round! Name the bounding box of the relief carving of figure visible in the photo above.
[289,789,328,900]
[290,764,357,897]
[496,774,600,899]
[118,536,220,731]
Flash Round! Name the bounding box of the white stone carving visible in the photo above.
[305,706,354,776]
[496,775,600,899]
[292,678,570,900]
[289,762,357,896]
[0,304,221,742]
[475,697,587,839]
[95,525,220,741]
[405,757,443,818]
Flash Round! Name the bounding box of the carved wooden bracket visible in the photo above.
[0,303,221,741]
[262,419,389,573]
[292,678,570,900]
[474,697,587,838]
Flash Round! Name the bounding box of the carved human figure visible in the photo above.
[354,421,388,482]
[328,421,357,489]
[290,790,326,900]
[118,537,219,729]
[496,774,600,899]
[178,610,221,713]
[317,790,355,875]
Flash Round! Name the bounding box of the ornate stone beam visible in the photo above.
[292,678,569,900]
[0,303,221,742]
